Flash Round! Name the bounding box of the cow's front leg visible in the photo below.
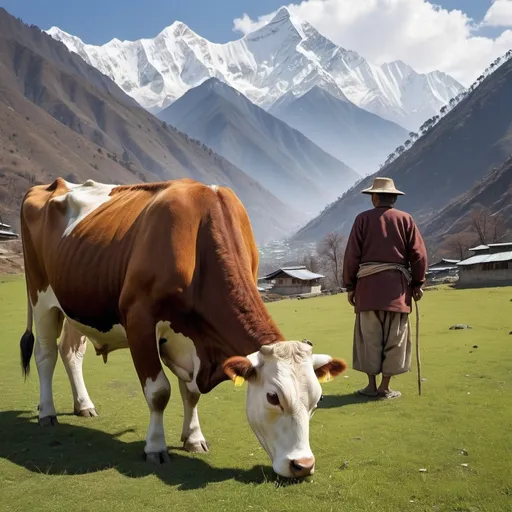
[179,379,209,453]
[126,310,171,463]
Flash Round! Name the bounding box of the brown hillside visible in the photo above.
[292,54,512,243]
[422,155,512,244]
[0,82,158,228]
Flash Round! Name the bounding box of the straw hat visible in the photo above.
[361,177,404,195]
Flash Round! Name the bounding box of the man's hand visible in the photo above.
[412,287,424,302]
[347,290,356,307]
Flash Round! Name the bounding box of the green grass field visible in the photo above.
[0,276,511,512]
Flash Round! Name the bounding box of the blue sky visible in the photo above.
[3,0,286,44]
[0,0,497,45]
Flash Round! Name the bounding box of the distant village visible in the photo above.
[258,232,512,301]
[3,217,511,298]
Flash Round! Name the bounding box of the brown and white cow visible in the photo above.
[19,177,346,478]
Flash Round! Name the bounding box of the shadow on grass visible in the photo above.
[319,392,376,409]
[0,410,298,490]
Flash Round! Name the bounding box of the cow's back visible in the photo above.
[116,181,260,321]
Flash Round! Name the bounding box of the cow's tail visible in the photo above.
[20,288,35,380]
[19,189,36,380]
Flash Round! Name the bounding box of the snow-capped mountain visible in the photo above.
[46,6,464,130]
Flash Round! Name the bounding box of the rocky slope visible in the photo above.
[421,155,512,243]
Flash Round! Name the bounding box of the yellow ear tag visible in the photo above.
[234,376,245,387]
[318,372,331,384]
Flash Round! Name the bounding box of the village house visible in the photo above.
[263,266,325,296]
[457,242,512,287]
[0,220,18,242]
[426,258,460,283]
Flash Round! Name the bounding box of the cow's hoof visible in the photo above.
[184,439,210,453]
[39,415,58,427]
[74,408,98,418]
[144,450,170,464]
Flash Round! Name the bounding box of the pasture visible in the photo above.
[0,276,511,512]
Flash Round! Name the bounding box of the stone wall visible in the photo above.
[458,268,512,287]
[270,284,322,296]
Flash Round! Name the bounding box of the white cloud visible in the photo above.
[233,13,272,34]
[483,0,512,27]
[233,0,512,86]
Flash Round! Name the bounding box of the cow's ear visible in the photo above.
[223,356,257,387]
[312,354,347,383]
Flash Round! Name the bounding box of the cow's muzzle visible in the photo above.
[289,456,315,478]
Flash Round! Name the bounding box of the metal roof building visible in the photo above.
[457,251,512,266]
[456,242,512,287]
[426,258,460,283]
[430,259,460,266]
[468,244,490,252]
[428,258,460,271]
[264,266,325,281]
[263,266,325,296]
[0,221,18,242]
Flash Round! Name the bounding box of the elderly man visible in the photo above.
[343,177,427,399]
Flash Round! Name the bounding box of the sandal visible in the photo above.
[377,390,402,400]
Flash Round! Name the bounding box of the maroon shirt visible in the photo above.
[343,206,428,313]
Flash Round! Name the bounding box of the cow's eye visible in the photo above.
[266,392,280,407]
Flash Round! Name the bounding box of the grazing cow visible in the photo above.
[19,178,346,478]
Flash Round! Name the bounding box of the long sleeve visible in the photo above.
[343,216,363,291]
[407,220,428,287]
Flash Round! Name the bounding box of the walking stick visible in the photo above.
[415,299,422,396]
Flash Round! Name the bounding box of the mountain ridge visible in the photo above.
[46,7,464,130]
[158,77,358,213]
[270,85,409,174]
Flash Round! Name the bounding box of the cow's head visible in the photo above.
[223,341,346,478]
